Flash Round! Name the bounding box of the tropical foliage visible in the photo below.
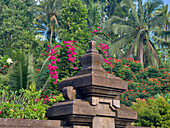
[0,84,64,119]
[104,57,170,106]
[131,95,170,127]
[102,0,169,68]
[0,0,169,127]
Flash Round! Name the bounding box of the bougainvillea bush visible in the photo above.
[131,95,170,127]
[0,84,64,119]
[103,57,170,106]
[43,40,85,85]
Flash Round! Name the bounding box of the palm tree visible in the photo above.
[9,50,35,91]
[1,50,50,92]
[30,0,62,44]
[85,0,101,27]
[102,0,164,68]
[152,4,170,64]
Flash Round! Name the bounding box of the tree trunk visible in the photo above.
[164,22,167,63]
[50,20,54,45]
[140,40,144,67]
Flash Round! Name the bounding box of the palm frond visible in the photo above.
[9,51,35,91]
[121,0,140,26]
[102,15,136,28]
[147,40,159,68]
[152,35,170,46]
[36,56,50,88]
[109,34,132,56]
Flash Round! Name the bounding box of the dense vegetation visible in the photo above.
[0,0,169,127]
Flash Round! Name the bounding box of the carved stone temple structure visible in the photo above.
[46,41,138,128]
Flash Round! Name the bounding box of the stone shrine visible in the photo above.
[46,41,138,128]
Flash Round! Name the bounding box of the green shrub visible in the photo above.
[0,84,64,119]
[131,95,170,127]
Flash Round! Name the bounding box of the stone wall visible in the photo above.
[0,118,150,128]
[0,118,61,128]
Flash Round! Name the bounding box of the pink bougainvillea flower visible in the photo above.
[36,98,41,101]
[104,59,108,62]
[52,74,58,79]
[68,54,72,58]
[54,80,58,84]
[52,61,56,65]
[98,26,101,29]
[48,64,51,67]
[47,40,79,84]
[42,53,45,55]
[66,44,71,47]
[63,41,69,44]
[73,67,77,70]
[53,71,57,74]
[52,56,56,60]
[54,45,62,49]
[104,51,108,54]
[56,58,60,62]
[72,57,76,60]
[52,66,57,71]
[71,52,76,55]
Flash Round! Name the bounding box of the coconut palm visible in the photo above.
[102,0,164,68]
[85,0,101,27]
[30,0,62,44]
[152,4,170,64]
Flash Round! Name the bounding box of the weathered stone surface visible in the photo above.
[0,118,61,127]
[62,86,76,100]
[46,99,95,127]
[116,104,138,119]
[93,117,115,128]
[115,104,138,128]
[46,99,95,117]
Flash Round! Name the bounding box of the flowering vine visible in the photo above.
[46,41,79,84]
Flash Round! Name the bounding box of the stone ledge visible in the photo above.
[0,118,61,127]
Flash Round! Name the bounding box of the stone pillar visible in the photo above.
[46,41,138,128]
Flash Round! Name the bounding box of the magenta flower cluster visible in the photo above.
[48,45,62,84]
[98,43,112,66]
[65,40,78,70]
[46,41,78,84]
